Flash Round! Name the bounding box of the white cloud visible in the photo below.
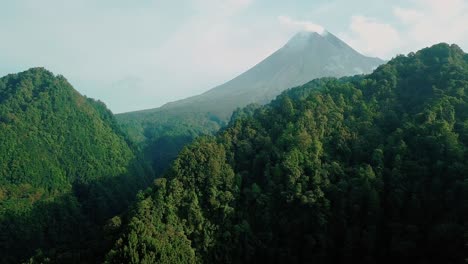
[278,16,326,35]
[339,16,401,58]
[227,0,252,9]
[192,0,252,15]
[339,0,468,59]
[393,7,423,25]
[393,0,468,52]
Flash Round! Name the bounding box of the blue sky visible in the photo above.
[1,0,467,113]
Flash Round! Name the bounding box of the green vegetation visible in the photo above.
[0,68,153,263]
[107,44,468,263]
[117,110,224,175]
[117,104,261,176]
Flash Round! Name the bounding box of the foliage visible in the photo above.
[117,109,225,175]
[0,68,153,263]
[107,44,468,264]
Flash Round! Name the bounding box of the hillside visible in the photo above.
[0,68,152,263]
[106,43,468,264]
[117,31,384,174]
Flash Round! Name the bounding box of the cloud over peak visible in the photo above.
[278,16,326,35]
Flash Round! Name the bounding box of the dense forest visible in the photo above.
[117,110,224,175]
[106,44,468,264]
[0,68,153,263]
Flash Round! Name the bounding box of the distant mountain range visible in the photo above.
[116,30,385,173]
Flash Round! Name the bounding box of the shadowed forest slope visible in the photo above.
[0,68,153,263]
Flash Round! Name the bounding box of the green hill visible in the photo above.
[106,43,468,264]
[0,68,152,263]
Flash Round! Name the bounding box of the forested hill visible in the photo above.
[106,43,468,264]
[0,68,152,263]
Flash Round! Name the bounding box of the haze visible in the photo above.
[1,0,467,113]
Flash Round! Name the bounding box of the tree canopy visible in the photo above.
[0,68,153,263]
[107,44,468,264]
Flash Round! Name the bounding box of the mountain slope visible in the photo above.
[159,31,383,119]
[117,31,384,174]
[107,43,468,264]
[0,68,152,263]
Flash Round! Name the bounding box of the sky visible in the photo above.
[1,0,467,113]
